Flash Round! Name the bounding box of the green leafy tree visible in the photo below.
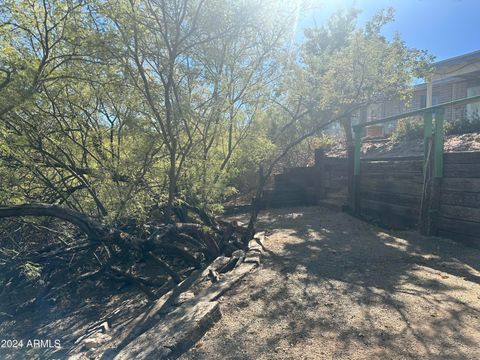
[241,8,432,237]
[300,8,432,147]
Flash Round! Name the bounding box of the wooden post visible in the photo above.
[352,125,362,214]
[423,111,433,169]
[426,79,433,107]
[429,109,445,236]
[419,111,433,235]
[419,108,445,236]
[434,109,445,178]
[314,148,327,199]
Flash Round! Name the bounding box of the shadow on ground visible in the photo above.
[182,206,480,360]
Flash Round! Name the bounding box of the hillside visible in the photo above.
[325,132,480,159]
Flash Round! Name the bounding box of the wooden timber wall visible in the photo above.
[261,149,480,247]
[357,152,480,247]
[358,156,423,228]
[261,151,348,208]
[322,157,348,194]
[437,152,480,247]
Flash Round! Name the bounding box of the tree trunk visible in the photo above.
[166,150,177,220]
[242,166,265,243]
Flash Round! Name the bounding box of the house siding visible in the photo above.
[378,78,480,134]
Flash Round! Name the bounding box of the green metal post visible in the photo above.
[353,125,362,176]
[434,109,445,178]
[423,111,433,168]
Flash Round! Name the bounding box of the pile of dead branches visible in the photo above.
[0,203,251,315]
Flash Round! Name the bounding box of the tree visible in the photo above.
[0,0,86,118]
[301,8,432,146]
[1,0,301,224]
[242,8,432,237]
[96,0,294,213]
[0,0,159,219]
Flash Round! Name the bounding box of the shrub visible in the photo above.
[315,135,339,151]
[390,117,423,142]
[445,112,480,135]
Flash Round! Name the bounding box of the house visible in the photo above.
[363,50,480,137]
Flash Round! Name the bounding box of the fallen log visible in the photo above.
[113,300,221,360]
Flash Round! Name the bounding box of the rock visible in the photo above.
[244,253,261,265]
[208,269,220,283]
[232,249,245,258]
[68,353,89,360]
[83,333,112,350]
[173,291,195,306]
[100,321,110,333]
[248,239,263,252]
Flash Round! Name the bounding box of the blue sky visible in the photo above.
[297,0,479,62]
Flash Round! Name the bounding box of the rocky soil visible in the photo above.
[326,132,480,159]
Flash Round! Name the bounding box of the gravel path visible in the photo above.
[181,206,480,360]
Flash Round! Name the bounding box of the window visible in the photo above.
[419,93,439,108]
[419,94,426,108]
[467,85,480,118]
[367,103,382,121]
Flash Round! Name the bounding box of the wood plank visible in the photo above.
[442,178,480,192]
[444,163,480,178]
[440,191,480,208]
[329,172,348,179]
[444,151,480,164]
[361,199,418,215]
[323,158,347,166]
[324,157,347,163]
[284,167,321,176]
[325,165,348,172]
[114,301,221,360]
[360,177,423,195]
[360,200,417,228]
[361,208,417,228]
[195,262,257,301]
[361,155,423,162]
[438,229,480,249]
[439,204,480,223]
[114,259,259,360]
[361,190,420,207]
[361,160,423,173]
[324,158,348,171]
[360,172,423,181]
[437,216,480,238]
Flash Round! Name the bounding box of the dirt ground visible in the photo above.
[181,206,480,360]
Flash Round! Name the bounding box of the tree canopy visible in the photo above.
[0,1,431,220]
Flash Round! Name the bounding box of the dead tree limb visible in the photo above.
[0,204,104,239]
[147,252,182,283]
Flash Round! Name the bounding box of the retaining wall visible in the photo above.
[263,149,480,247]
